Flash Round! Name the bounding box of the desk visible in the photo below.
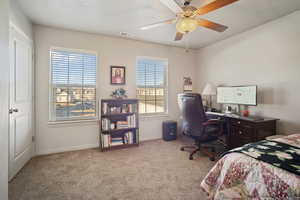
[206,112,279,149]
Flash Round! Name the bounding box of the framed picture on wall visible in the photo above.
[183,77,192,92]
[110,66,125,85]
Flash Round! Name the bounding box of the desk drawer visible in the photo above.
[227,117,278,149]
[230,125,254,148]
[230,118,253,128]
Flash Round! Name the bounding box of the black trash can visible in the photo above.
[162,120,177,141]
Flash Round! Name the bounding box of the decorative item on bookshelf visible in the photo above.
[110,88,127,99]
[100,99,139,151]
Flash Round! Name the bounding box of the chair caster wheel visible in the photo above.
[210,157,215,161]
[189,156,194,160]
[180,147,184,151]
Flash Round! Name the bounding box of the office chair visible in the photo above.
[178,93,224,161]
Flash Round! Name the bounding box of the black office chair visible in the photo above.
[178,93,224,161]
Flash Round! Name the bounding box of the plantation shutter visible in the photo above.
[136,58,167,114]
[50,49,97,121]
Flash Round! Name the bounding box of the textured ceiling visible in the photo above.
[18,0,300,49]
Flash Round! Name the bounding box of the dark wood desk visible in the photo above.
[206,112,278,149]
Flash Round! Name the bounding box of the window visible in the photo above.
[50,48,97,121]
[136,57,167,114]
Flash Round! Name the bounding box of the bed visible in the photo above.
[200,134,300,199]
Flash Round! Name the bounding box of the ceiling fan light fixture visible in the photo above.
[176,17,198,34]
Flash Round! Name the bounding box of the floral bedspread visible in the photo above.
[200,134,300,200]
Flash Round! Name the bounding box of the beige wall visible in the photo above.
[196,11,300,134]
[0,0,9,199]
[34,25,197,155]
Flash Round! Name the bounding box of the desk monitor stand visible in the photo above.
[224,104,248,114]
[225,105,234,114]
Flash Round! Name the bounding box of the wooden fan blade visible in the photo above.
[140,19,176,30]
[160,0,183,14]
[198,18,228,32]
[196,0,239,15]
[174,32,184,41]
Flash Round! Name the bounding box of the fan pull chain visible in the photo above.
[184,34,190,53]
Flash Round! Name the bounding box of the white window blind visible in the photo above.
[136,57,167,114]
[50,49,97,121]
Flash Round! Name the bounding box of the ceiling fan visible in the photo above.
[140,0,239,41]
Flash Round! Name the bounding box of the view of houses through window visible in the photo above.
[136,57,167,114]
[50,49,97,121]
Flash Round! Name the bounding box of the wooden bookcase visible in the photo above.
[100,99,139,151]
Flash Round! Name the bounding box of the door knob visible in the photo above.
[9,108,18,114]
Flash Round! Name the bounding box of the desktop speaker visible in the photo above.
[162,121,177,141]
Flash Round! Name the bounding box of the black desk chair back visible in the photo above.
[178,93,223,161]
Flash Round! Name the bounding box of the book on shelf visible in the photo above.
[102,102,137,115]
[102,115,136,131]
[121,104,127,113]
[102,102,108,114]
[124,131,134,144]
[101,118,110,131]
[110,123,116,130]
[102,134,110,147]
[116,121,128,129]
[111,137,123,146]
[126,114,136,128]
[102,131,134,148]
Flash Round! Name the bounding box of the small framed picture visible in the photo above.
[110,66,125,85]
[183,77,193,92]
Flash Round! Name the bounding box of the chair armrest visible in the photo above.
[202,119,222,126]
[202,119,225,137]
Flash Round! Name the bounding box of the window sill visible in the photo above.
[48,119,99,125]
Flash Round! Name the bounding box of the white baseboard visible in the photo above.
[36,137,163,156]
[36,143,99,156]
[140,136,162,142]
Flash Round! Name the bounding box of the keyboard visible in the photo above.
[206,111,225,116]
[206,112,264,121]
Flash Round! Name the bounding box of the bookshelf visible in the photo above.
[100,99,139,151]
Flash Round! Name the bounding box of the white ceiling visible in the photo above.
[17,0,300,49]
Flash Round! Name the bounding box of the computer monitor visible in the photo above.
[217,85,257,106]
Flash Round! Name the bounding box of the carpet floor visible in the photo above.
[9,140,216,200]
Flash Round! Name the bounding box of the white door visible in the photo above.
[9,26,34,180]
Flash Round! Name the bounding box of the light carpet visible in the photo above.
[9,139,216,200]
